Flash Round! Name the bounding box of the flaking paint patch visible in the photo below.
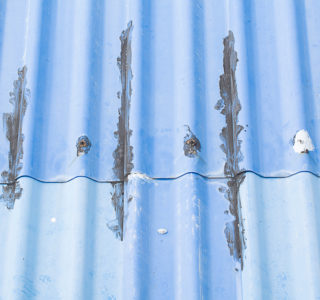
[113,20,134,181]
[107,183,125,240]
[215,32,245,269]
[1,66,29,209]
[109,21,134,240]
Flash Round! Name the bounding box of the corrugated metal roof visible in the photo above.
[1,0,320,182]
[242,173,320,299]
[0,176,239,299]
[1,174,320,299]
[1,0,320,299]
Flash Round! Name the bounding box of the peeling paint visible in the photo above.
[1,66,29,209]
[293,129,314,153]
[107,183,125,240]
[76,135,91,156]
[216,32,245,269]
[109,21,134,240]
[184,125,201,158]
[113,20,134,181]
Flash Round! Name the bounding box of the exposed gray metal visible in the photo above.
[109,21,134,240]
[1,66,29,209]
[216,31,245,269]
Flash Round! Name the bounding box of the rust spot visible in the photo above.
[184,126,201,158]
[76,135,91,156]
[1,66,29,209]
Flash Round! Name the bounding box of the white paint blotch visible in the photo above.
[128,172,153,181]
[293,129,314,153]
[157,228,168,235]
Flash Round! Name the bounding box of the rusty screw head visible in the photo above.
[76,135,91,156]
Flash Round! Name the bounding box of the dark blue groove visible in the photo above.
[192,0,206,173]
[139,0,154,176]
[192,1,208,296]
[293,1,319,168]
[29,1,56,176]
[81,0,105,298]
[242,0,261,171]
[137,0,152,298]
[22,2,57,299]
[0,0,7,73]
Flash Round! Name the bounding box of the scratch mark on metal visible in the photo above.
[184,125,201,158]
[215,31,245,269]
[1,66,29,209]
[109,21,133,240]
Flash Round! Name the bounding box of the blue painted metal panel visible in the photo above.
[0,175,239,299]
[130,0,320,178]
[1,1,320,299]
[1,174,320,299]
[0,178,122,299]
[0,0,126,183]
[1,0,320,182]
[124,174,239,300]
[241,173,320,299]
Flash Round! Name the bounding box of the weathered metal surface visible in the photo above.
[0,175,239,299]
[1,0,320,182]
[1,67,29,209]
[1,174,319,299]
[241,173,320,299]
[0,178,122,299]
[129,0,320,178]
[1,1,320,299]
[0,0,123,183]
[123,174,240,300]
[216,31,245,269]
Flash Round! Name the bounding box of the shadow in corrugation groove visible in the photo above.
[82,1,105,299]
[135,1,152,298]
[241,0,270,290]
[242,0,260,172]
[23,1,58,298]
[192,0,209,297]
[0,0,7,72]
[293,1,318,168]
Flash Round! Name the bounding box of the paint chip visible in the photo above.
[157,228,168,235]
[293,129,314,153]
